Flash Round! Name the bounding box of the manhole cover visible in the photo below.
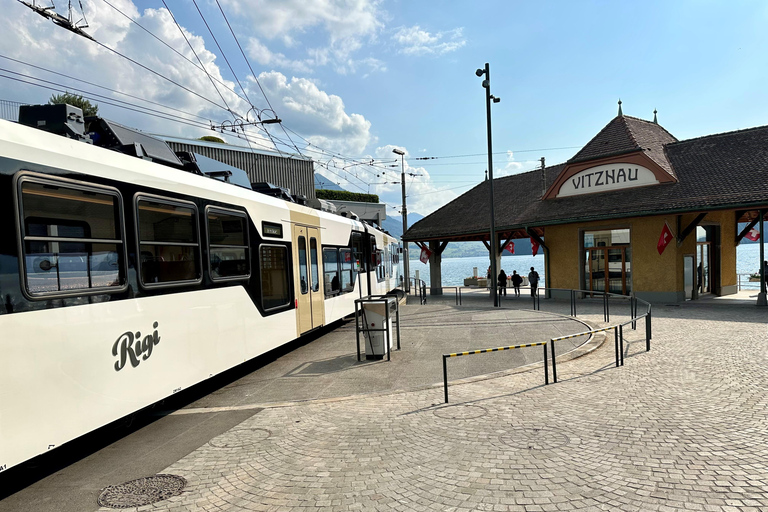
[499,428,570,450]
[434,404,487,420]
[209,428,271,448]
[97,474,186,509]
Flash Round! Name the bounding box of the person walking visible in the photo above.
[511,270,522,297]
[528,266,540,297]
[498,269,507,297]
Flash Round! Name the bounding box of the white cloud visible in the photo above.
[221,0,385,75]
[372,145,460,216]
[1,1,276,148]
[392,26,466,56]
[256,71,373,155]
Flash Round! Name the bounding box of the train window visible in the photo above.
[376,249,385,283]
[298,236,308,294]
[136,196,201,286]
[206,207,250,281]
[260,244,290,310]
[16,176,126,298]
[310,238,320,292]
[340,248,355,292]
[323,248,339,296]
[351,232,364,271]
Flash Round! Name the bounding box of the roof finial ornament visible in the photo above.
[653,109,658,124]
[618,98,623,117]
[485,170,488,181]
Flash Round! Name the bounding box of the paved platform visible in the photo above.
[3,295,768,511]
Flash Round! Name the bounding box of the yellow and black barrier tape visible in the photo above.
[551,326,614,342]
[445,342,547,358]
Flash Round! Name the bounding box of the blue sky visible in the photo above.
[3,0,768,219]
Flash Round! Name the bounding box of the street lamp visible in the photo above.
[476,63,500,307]
[393,147,410,293]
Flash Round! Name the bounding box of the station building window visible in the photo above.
[583,228,631,295]
[136,196,201,286]
[260,244,290,310]
[16,175,126,298]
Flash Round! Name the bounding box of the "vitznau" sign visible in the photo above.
[557,163,659,197]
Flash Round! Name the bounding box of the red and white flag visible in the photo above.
[505,241,515,254]
[657,222,674,255]
[530,238,540,257]
[745,228,761,242]
[419,247,432,264]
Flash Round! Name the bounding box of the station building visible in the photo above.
[402,107,768,303]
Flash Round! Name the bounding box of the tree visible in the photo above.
[198,136,226,144]
[49,92,98,116]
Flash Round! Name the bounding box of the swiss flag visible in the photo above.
[505,241,515,254]
[745,228,761,242]
[657,222,674,255]
[419,247,432,264]
[531,238,540,257]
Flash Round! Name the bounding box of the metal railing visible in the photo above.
[439,287,653,401]
[442,342,549,403]
[737,273,762,291]
[408,277,427,304]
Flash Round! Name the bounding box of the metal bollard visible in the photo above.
[614,326,619,367]
[549,339,557,383]
[544,342,549,385]
[443,355,449,403]
[619,324,624,366]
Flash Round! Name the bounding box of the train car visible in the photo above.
[0,108,402,473]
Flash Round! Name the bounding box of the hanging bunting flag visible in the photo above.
[745,228,761,242]
[530,237,540,257]
[657,222,674,255]
[419,247,432,264]
[505,241,515,254]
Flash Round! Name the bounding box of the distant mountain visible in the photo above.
[314,173,345,191]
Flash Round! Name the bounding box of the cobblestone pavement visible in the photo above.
[100,301,768,512]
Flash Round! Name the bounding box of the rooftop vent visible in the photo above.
[251,182,294,202]
[19,103,91,143]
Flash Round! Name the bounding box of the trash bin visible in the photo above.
[362,297,395,360]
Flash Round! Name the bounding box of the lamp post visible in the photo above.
[476,63,501,307]
[393,148,410,293]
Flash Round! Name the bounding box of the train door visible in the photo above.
[293,225,325,334]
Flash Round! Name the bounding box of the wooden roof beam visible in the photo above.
[676,213,707,246]
[736,216,760,245]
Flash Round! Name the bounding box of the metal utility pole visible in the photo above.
[476,63,501,307]
[393,148,410,293]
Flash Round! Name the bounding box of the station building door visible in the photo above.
[583,228,632,296]
[695,225,720,297]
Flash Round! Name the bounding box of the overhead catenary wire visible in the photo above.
[98,0,251,107]
[214,0,302,155]
[0,73,213,131]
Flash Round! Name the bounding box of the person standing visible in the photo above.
[528,266,540,297]
[498,269,507,297]
[511,270,522,297]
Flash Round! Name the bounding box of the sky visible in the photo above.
[3,0,768,221]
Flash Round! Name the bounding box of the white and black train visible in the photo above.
[0,105,402,473]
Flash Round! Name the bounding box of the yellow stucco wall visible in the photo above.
[544,210,737,297]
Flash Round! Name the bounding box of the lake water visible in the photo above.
[410,243,768,289]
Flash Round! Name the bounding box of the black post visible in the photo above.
[606,294,610,323]
[355,302,361,362]
[544,342,549,384]
[630,296,634,329]
[645,314,650,352]
[395,300,401,350]
[573,290,577,317]
[443,355,449,403]
[614,326,619,367]
[619,324,624,366]
[550,339,557,383]
[459,287,462,305]
[603,293,607,322]
[649,309,652,340]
